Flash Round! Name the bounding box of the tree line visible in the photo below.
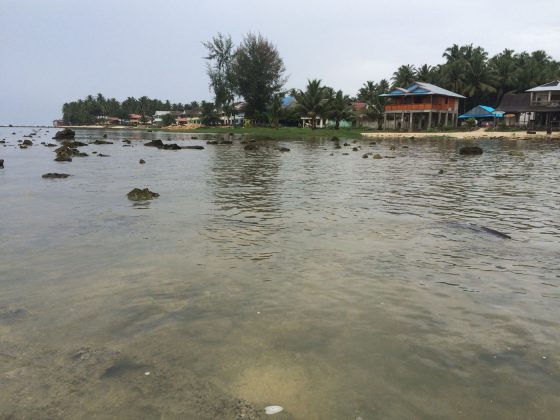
[62,94,201,125]
[62,35,560,129]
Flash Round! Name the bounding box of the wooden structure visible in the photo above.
[381,82,465,131]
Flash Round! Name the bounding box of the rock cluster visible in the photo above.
[459,146,483,155]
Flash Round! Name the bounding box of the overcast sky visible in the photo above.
[1,0,559,125]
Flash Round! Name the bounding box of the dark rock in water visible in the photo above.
[334,144,342,149]
[526,130,536,135]
[331,136,340,142]
[402,145,409,148]
[372,153,382,159]
[46,143,57,147]
[123,139,131,144]
[54,144,87,161]
[19,145,28,149]
[62,140,87,147]
[343,143,350,146]
[42,173,70,179]
[0,159,3,168]
[98,153,110,157]
[459,146,483,155]
[127,188,159,201]
[191,136,198,140]
[369,141,376,145]
[362,154,369,158]
[93,139,113,145]
[278,147,290,152]
[244,144,258,151]
[389,145,396,150]
[139,159,146,164]
[183,145,204,150]
[0,140,5,144]
[219,140,233,145]
[438,169,444,174]
[22,139,33,146]
[352,147,358,152]
[342,152,349,155]
[207,140,218,145]
[102,133,108,138]
[144,139,182,150]
[53,128,75,140]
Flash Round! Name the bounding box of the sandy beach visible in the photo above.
[362,128,560,140]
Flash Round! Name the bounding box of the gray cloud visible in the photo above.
[1,0,559,125]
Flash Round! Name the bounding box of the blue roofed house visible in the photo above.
[380,82,465,131]
[459,105,504,126]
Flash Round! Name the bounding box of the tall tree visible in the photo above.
[203,33,236,114]
[231,33,286,122]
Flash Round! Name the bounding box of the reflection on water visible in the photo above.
[1,127,559,419]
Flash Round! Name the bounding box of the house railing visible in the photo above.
[385,103,453,112]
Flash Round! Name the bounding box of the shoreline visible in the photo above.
[361,128,559,140]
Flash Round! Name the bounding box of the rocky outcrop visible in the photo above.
[22,139,33,146]
[183,145,204,150]
[144,140,182,150]
[459,146,483,155]
[92,139,113,145]
[53,128,75,140]
[278,147,290,152]
[139,159,146,164]
[54,145,88,162]
[0,159,4,168]
[42,173,71,179]
[127,188,160,201]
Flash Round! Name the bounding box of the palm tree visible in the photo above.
[356,80,389,129]
[267,93,284,128]
[391,65,416,88]
[462,48,497,103]
[292,79,329,129]
[489,49,516,105]
[416,64,433,82]
[326,90,352,129]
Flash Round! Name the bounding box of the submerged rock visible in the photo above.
[98,153,110,157]
[22,139,33,146]
[127,188,160,201]
[183,145,204,150]
[372,153,382,159]
[92,139,113,145]
[219,140,233,145]
[206,140,219,145]
[139,159,146,164]
[278,147,290,152]
[459,146,483,155]
[508,150,525,157]
[0,159,4,168]
[53,128,75,140]
[54,145,87,161]
[244,144,258,151]
[42,173,71,179]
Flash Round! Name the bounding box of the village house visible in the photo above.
[497,80,560,129]
[380,82,464,131]
[458,105,504,127]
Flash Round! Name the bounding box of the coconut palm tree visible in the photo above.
[326,90,352,129]
[462,48,497,103]
[292,79,329,129]
[391,65,416,88]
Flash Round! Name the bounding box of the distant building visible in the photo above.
[497,80,560,129]
[153,110,179,125]
[128,114,143,125]
[380,82,465,131]
[53,119,64,127]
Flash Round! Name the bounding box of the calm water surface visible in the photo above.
[0,127,559,419]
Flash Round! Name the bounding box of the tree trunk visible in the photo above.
[335,119,340,130]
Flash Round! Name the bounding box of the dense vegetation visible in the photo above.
[61,94,201,125]
[390,45,560,110]
[62,40,560,128]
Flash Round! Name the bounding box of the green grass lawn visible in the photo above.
[159,126,370,139]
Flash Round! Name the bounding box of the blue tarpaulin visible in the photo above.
[459,105,504,119]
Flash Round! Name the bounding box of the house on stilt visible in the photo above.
[380,82,465,131]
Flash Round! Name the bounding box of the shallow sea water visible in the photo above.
[0,127,559,419]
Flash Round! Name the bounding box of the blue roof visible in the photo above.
[380,82,465,98]
[459,105,504,119]
[282,96,295,107]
